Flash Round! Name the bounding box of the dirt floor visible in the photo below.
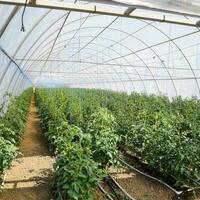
[110,166,175,200]
[0,97,54,200]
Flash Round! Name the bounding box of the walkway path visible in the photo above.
[0,97,54,200]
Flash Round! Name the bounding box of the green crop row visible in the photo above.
[0,89,32,181]
[36,89,120,200]
[36,88,200,191]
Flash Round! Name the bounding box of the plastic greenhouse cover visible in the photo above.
[0,0,200,99]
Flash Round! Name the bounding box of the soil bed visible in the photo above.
[118,144,200,200]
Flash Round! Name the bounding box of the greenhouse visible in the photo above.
[0,0,200,199]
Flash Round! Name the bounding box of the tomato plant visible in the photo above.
[0,89,32,181]
[36,88,200,191]
[87,107,120,168]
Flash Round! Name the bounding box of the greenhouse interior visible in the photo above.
[0,0,200,199]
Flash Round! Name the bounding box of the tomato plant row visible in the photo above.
[36,88,200,191]
[0,89,32,183]
[36,89,120,200]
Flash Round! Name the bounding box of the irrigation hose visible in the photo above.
[98,185,114,200]
[106,176,121,200]
[118,158,183,195]
[108,174,136,200]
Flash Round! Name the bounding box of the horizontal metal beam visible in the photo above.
[0,0,199,27]
[14,59,200,71]
[67,76,200,85]
[109,0,200,18]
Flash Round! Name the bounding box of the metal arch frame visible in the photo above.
[42,0,78,71]
[39,36,161,95]
[0,46,32,87]
[34,25,163,93]
[19,23,161,94]
[17,15,99,69]
[5,21,191,96]
[28,37,145,90]
[15,46,130,93]
[47,37,151,92]
[10,15,98,93]
[12,13,148,95]
[62,28,161,92]
[29,44,138,92]
[14,14,150,70]
[0,7,25,90]
[37,16,120,88]
[0,9,52,94]
[35,49,127,92]
[140,20,200,96]
[11,11,200,71]
[64,21,155,64]
[0,6,19,38]
[0,2,197,95]
[10,11,120,94]
[12,12,147,94]
[23,35,148,93]
[69,27,179,95]
[63,17,120,62]
[52,13,91,60]
[18,16,118,70]
[6,11,71,94]
[63,27,177,96]
[29,22,183,95]
[22,45,136,93]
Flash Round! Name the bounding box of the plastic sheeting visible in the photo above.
[0,0,200,99]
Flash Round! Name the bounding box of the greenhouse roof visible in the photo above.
[1,0,200,98]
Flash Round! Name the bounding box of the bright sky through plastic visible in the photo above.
[0,0,200,98]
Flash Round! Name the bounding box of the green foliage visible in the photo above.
[0,137,18,172]
[0,124,16,144]
[0,89,32,176]
[127,124,200,188]
[36,90,107,200]
[36,88,200,191]
[87,108,120,168]
[54,136,105,200]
